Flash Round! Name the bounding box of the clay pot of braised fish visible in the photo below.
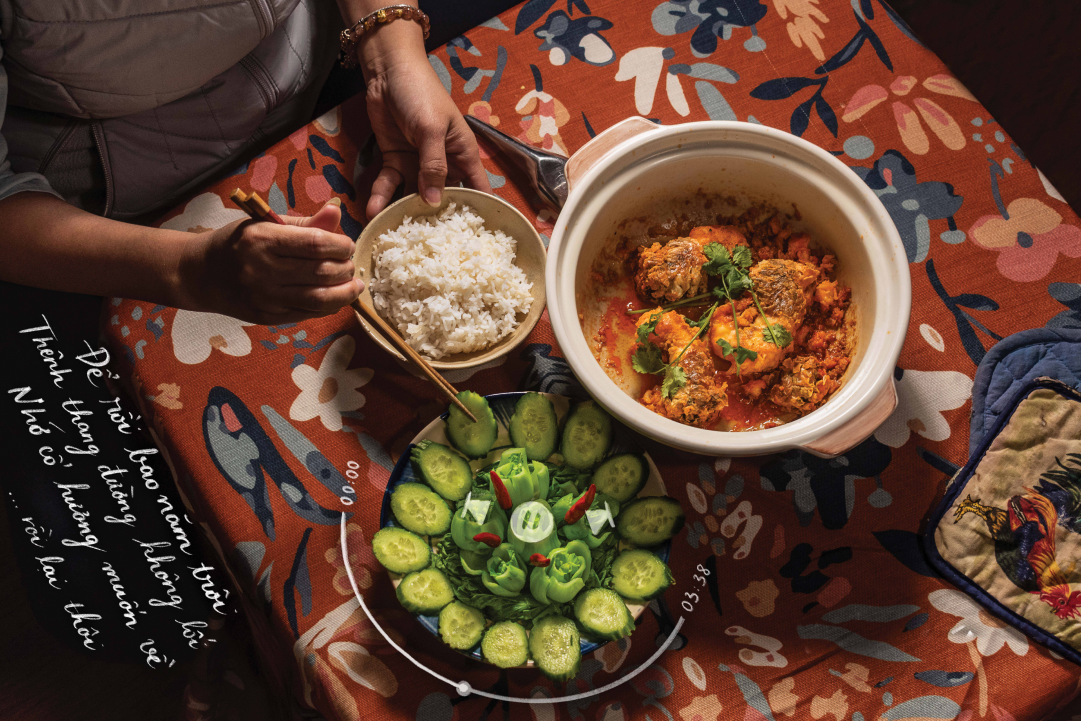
[546,118,911,458]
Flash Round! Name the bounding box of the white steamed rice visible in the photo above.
[370,203,533,359]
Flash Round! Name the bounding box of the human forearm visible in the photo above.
[0,193,361,323]
[0,192,191,307]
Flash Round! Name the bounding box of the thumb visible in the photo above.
[279,198,343,232]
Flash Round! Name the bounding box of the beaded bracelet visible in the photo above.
[339,5,431,69]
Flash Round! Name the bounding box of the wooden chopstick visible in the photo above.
[348,299,475,416]
[228,189,477,423]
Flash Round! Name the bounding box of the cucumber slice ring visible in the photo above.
[379,392,674,668]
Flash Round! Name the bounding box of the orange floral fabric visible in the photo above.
[104,1,1081,719]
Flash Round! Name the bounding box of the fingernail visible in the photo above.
[326,197,341,207]
[423,188,442,207]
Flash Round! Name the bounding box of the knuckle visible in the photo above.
[310,287,346,313]
[243,223,270,243]
[313,260,349,282]
[418,116,444,136]
[421,158,449,178]
[303,228,327,256]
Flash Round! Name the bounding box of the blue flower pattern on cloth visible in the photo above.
[534,10,617,66]
[851,150,963,263]
[759,438,893,529]
[651,0,768,55]
[1047,283,1081,331]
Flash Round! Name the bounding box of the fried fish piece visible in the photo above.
[710,259,818,376]
[769,355,840,413]
[687,225,746,252]
[634,225,748,304]
[636,310,728,428]
[634,239,707,304]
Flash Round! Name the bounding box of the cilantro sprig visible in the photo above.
[702,244,757,377]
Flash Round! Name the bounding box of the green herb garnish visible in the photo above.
[702,244,757,377]
[631,343,664,375]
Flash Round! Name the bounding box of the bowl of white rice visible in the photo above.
[353,188,547,370]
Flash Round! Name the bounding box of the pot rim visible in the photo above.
[545,119,911,457]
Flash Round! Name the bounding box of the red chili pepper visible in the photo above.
[529,553,551,567]
[489,470,513,510]
[564,483,597,525]
[472,532,501,548]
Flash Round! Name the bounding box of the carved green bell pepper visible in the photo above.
[529,539,593,604]
[493,449,550,508]
[563,516,610,548]
[450,489,507,554]
[481,543,527,597]
[563,492,618,548]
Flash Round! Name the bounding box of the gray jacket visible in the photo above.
[0,0,340,219]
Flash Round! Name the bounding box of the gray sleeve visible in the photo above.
[0,41,61,202]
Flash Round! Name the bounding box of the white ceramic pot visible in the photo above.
[546,117,911,458]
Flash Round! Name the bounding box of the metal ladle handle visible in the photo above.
[465,115,569,211]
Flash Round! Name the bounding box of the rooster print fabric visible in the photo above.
[102,0,1081,719]
[933,382,1081,659]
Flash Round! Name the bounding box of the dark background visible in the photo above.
[2,1,1078,718]
[890,0,1081,212]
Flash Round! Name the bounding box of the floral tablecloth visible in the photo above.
[104,1,1081,719]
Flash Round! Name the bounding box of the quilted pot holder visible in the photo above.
[969,328,1081,456]
[926,376,1081,663]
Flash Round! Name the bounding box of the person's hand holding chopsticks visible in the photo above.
[177,200,364,325]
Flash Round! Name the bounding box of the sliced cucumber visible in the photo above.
[439,601,486,650]
[371,527,431,574]
[592,453,648,503]
[390,482,451,536]
[610,549,674,602]
[561,401,612,470]
[616,496,685,547]
[574,588,636,641]
[481,621,529,668]
[411,441,472,501]
[509,393,559,461]
[529,614,581,682]
[445,391,497,459]
[396,568,455,615]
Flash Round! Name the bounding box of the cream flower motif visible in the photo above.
[616,47,688,117]
[928,589,1028,657]
[773,0,829,61]
[171,310,254,365]
[874,369,972,448]
[160,192,248,233]
[678,694,723,721]
[290,336,373,431]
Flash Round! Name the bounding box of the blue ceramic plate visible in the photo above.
[379,392,672,666]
